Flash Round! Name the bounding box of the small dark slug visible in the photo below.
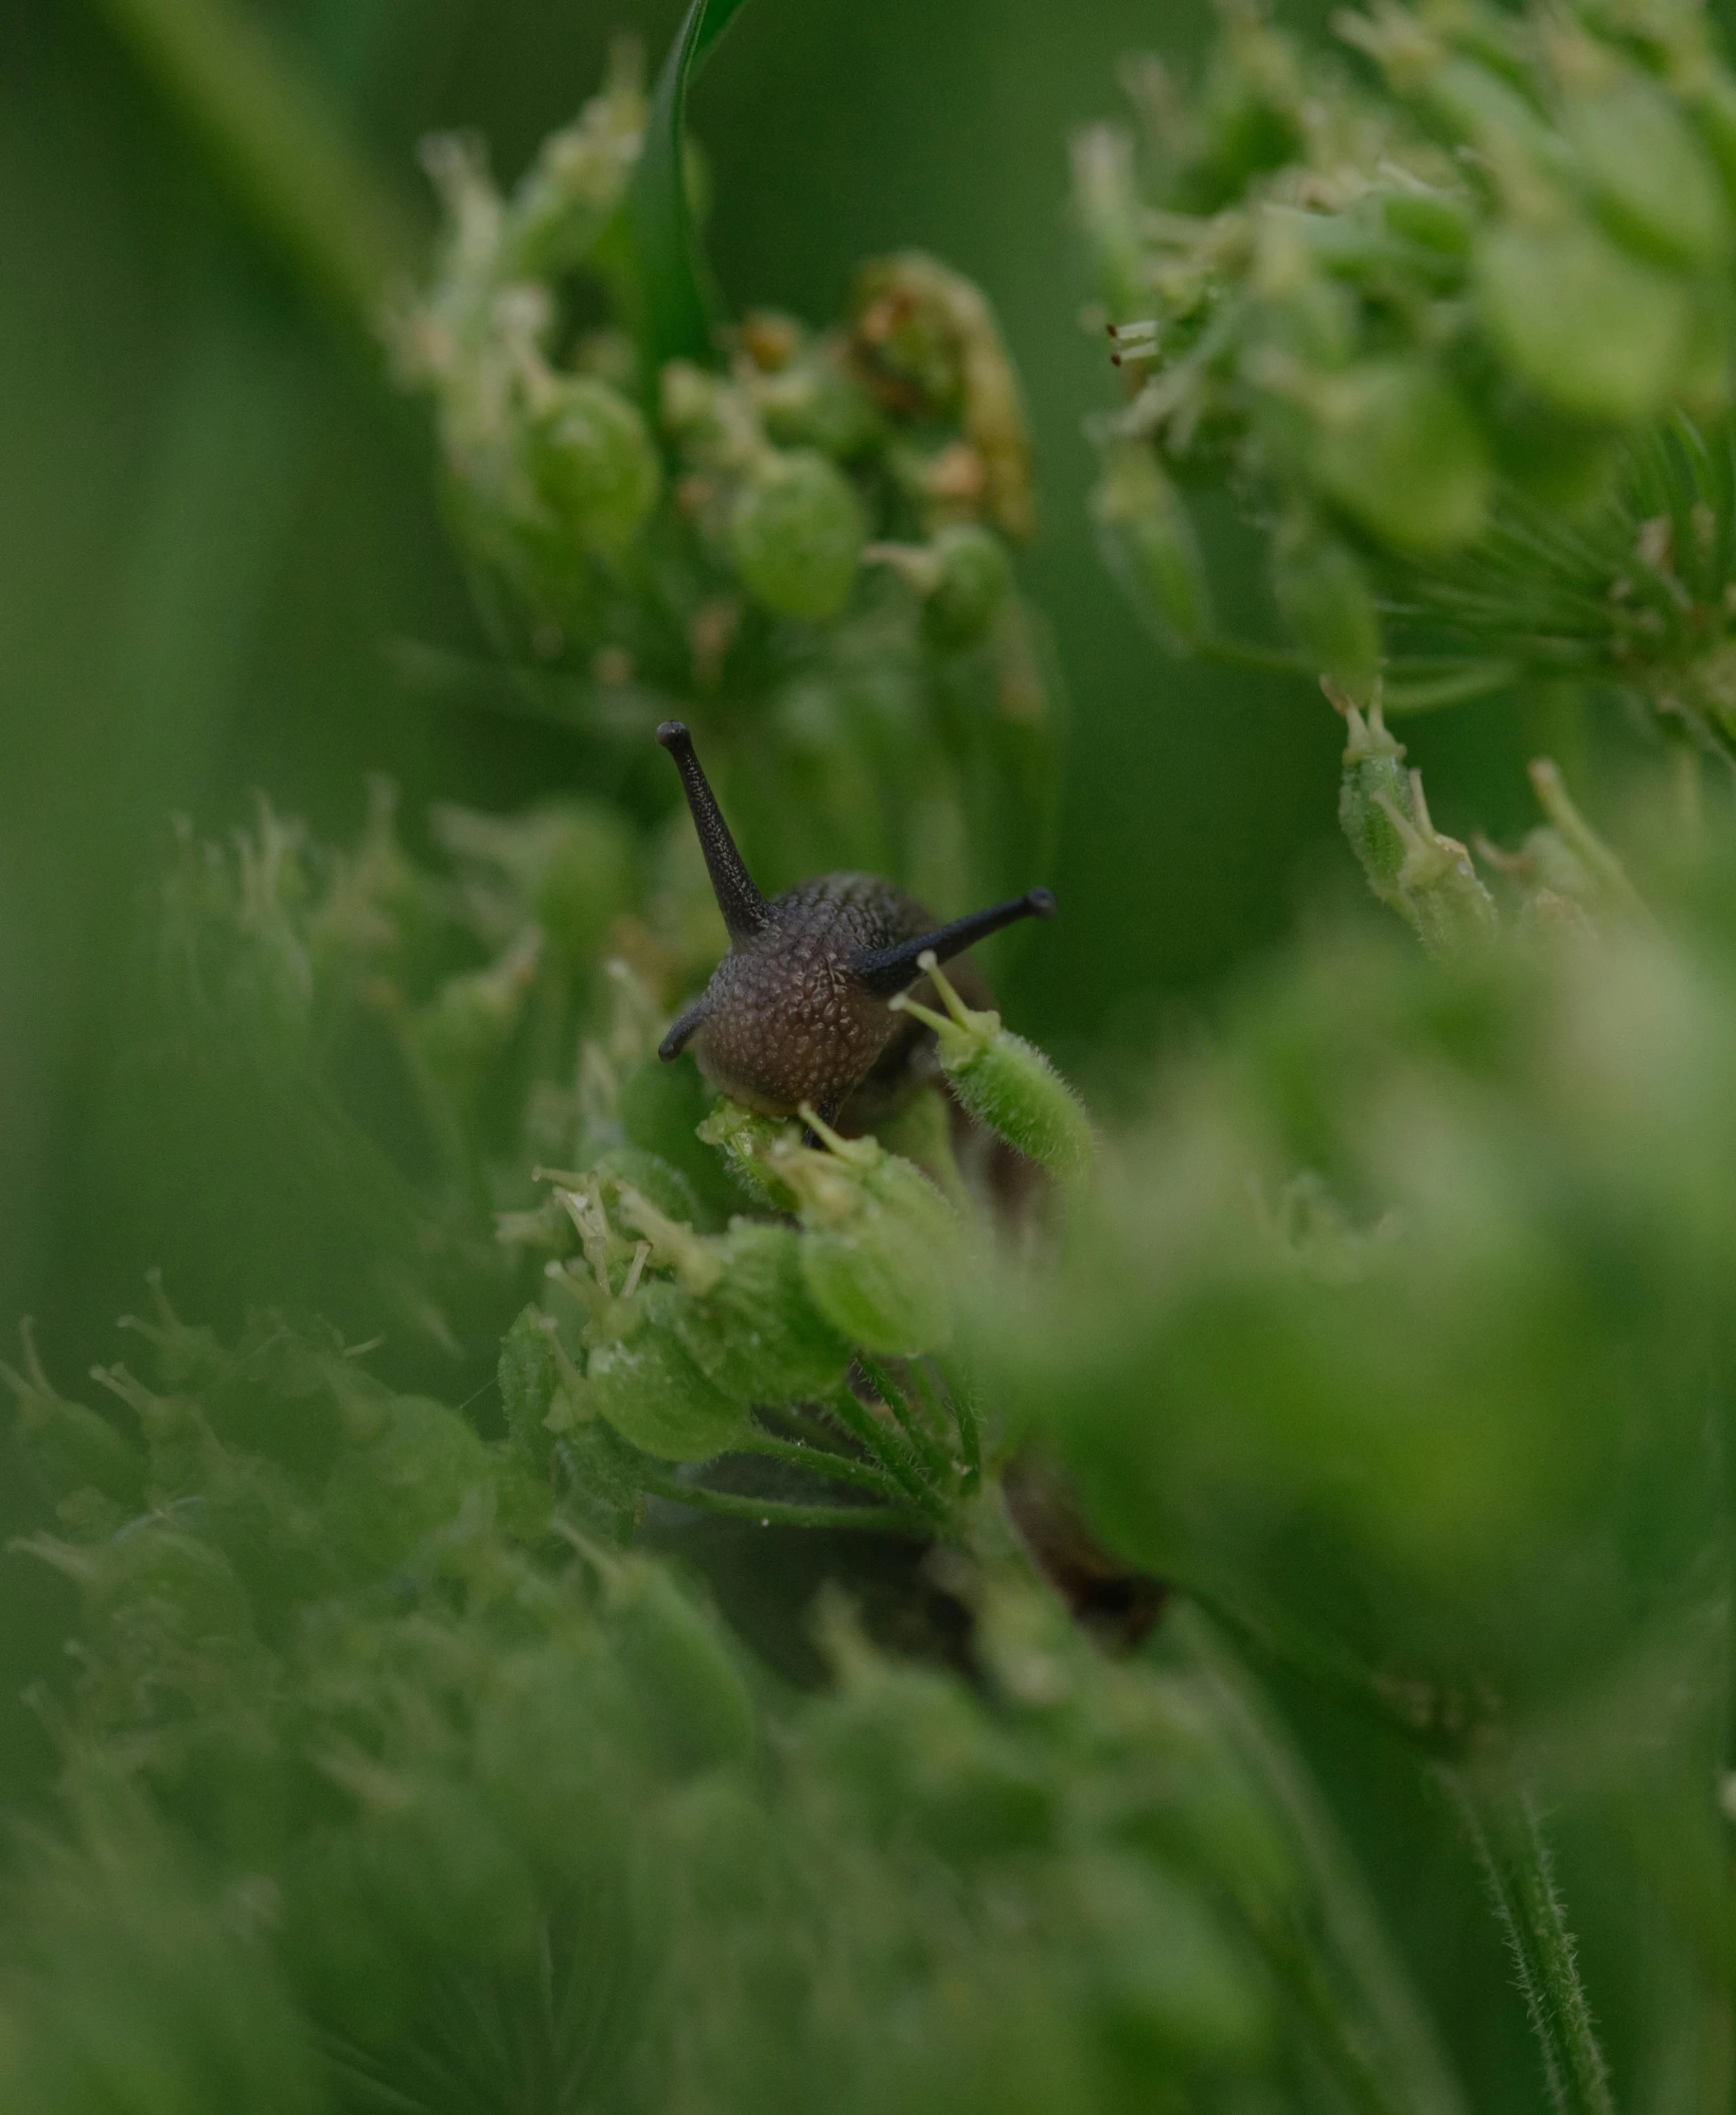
[655,720,1054,1126]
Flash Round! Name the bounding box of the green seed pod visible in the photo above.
[1475,219,1692,423]
[1380,186,1472,258]
[1270,513,1382,699]
[1308,359,1489,554]
[586,1285,746,1462]
[803,1661,1058,1860]
[498,1306,563,1470]
[728,447,866,620]
[1564,74,1730,270]
[1090,439,1212,654]
[891,956,1093,1188]
[607,1558,757,1778]
[921,522,1012,650]
[671,1221,852,1404]
[593,1145,701,1228]
[1332,687,1419,924]
[323,1392,495,1576]
[522,374,660,555]
[3,1326,143,1513]
[411,932,541,1104]
[25,1518,255,1648]
[1374,770,1500,959]
[769,1118,961,1355]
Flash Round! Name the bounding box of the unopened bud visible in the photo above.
[523,376,660,556]
[728,448,866,621]
[586,1286,746,1462]
[890,956,1093,1187]
[1329,681,1419,923]
[1372,770,1499,958]
[768,1114,960,1356]
[1564,74,1730,271]
[1476,218,1693,423]
[1272,515,1382,698]
[1307,357,1489,554]
[1091,440,1212,653]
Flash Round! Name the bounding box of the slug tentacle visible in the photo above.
[656,720,769,942]
[658,994,713,1062]
[855,888,1055,998]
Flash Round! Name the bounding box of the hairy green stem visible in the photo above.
[90,0,421,337]
[826,1386,949,1522]
[1175,1608,1470,2115]
[634,1467,926,1536]
[855,1354,954,1488]
[734,1430,911,1504]
[1447,1773,1615,2115]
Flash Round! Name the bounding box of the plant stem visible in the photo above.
[91,0,422,339]
[930,1351,982,1488]
[855,1354,953,1487]
[1175,1607,1470,2115]
[634,1467,926,1536]
[733,1430,910,1504]
[1446,1772,1615,2115]
[826,1386,949,1522]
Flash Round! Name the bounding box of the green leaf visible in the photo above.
[630,0,754,378]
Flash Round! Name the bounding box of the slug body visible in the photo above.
[656,722,1054,1125]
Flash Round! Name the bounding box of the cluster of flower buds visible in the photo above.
[1330,681,1640,954]
[392,52,1055,930]
[1078,0,1736,717]
[503,1098,982,1539]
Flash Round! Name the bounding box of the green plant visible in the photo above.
[15,0,1736,2108]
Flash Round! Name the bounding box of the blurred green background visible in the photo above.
[0,6,1690,2102]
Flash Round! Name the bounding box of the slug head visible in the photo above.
[655,721,1054,1123]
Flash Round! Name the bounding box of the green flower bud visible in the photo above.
[1564,74,1730,270]
[752,339,883,459]
[1090,440,1212,653]
[890,956,1093,1188]
[695,1099,804,1210]
[1308,359,1489,554]
[921,523,1013,649]
[586,1285,746,1462]
[683,1225,851,1403]
[522,375,660,555]
[3,1324,143,1514]
[433,797,636,967]
[323,1392,495,1576]
[607,1558,756,1778]
[803,1659,1058,1860]
[593,1145,701,1228]
[1374,771,1500,959]
[610,1185,852,1403]
[410,931,542,1103]
[1331,686,1419,923]
[867,524,1012,650]
[498,1306,563,1470]
[1270,514,1382,699]
[1380,186,1472,258]
[728,448,866,621]
[768,1115,961,1355]
[1475,219,1693,423]
[24,1518,254,1648]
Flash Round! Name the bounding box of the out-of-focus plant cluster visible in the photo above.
[0,1293,1468,2115]
[1079,0,1736,748]
[390,43,1054,918]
